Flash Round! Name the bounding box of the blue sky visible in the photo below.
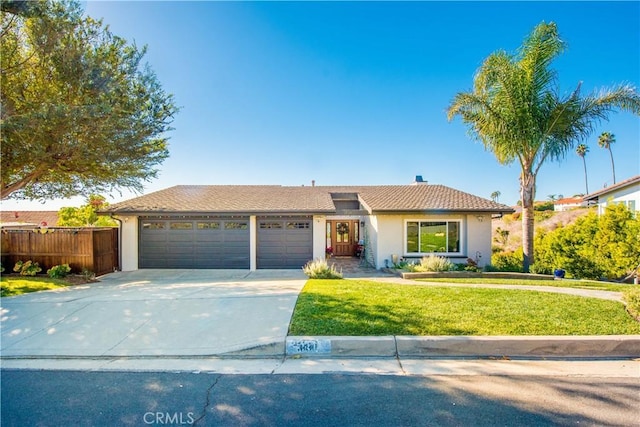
[3,1,639,211]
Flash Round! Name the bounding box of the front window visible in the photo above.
[406,220,461,254]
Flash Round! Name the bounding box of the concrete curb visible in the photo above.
[285,335,640,358]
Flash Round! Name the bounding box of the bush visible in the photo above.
[622,287,640,321]
[490,250,523,272]
[393,260,412,270]
[414,254,452,272]
[47,264,72,279]
[81,268,96,281]
[533,204,638,280]
[303,259,343,279]
[13,260,42,276]
[534,201,555,212]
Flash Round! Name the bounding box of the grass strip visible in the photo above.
[289,279,640,336]
[415,277,630,292]
[1,276,71,297]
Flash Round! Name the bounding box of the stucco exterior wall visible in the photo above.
[116,215,139,271]
[370,213,492,269]
[312,215,326,261]
[597,184,639,215]
[116,212,494,271]
[465,214,492,267]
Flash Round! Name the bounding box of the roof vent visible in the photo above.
[412,175,427,185]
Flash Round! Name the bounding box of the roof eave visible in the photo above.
[100,209,337,216]
[370,208,515,215]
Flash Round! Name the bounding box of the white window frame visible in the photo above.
[404,219,463,256]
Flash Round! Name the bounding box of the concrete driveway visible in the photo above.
[1,270,307,358]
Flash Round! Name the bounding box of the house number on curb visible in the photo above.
[287,339,331,354]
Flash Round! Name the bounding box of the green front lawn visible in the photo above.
[0,276,72,297]
[289,279,640,336]
[415,277,631,292]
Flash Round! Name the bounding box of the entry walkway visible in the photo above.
[327,256,392,278]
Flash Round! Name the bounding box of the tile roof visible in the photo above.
[336,185,511,212]
[0,211,59,226]
[103,184,513,214]
[103,185,337,214]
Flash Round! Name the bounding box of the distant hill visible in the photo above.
[492,207,593,253]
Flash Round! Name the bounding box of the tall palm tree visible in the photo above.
[447,22,640,272]
[598,132,616,184]
[576,144,589,194]
[490,190,501,202]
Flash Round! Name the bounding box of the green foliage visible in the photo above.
[622,287,640,321]
[1,0,178,200]
[57,194,117,226]
[81,268,95,281]
[47,263,71,279]
[302,259,343,279]
[1,275,71,297]
[290,280,640,335]
[494,227,510,246]
[1,263,4,273]
[534,201,555,212]
[533,204,640,280]
[447,21,640,273]
[490,249,524,272]
[415,255,453,272]
[393,260,411,270]
[13,260,42,276]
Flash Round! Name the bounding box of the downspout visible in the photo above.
[110,214,123,272]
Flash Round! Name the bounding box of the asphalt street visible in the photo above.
[2,369,639,426]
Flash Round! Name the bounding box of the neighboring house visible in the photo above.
[582,175,640,215]
[102,181,514,271]
[0,211,59,228]
[553,197,586,212]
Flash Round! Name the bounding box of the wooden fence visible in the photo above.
[1,227,118,276]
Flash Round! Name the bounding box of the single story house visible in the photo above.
[583,175,640,215]
[101,181,513,271]
[553,197,586,212]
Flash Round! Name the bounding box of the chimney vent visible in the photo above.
[412,175,427,185]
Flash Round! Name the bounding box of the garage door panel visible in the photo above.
[140,217,249,269]
[257,218,312,269]
[168,235,194,243]
[142,234,167,243]
[195,234,224,243]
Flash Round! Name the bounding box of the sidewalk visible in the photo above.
[2,268,639,373]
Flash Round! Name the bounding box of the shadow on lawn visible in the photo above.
[289,291,473,336]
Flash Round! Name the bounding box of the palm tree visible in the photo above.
[447,22,640,272]
[490,190,501,202]
[598,132,616,184]
[576,144,589,194]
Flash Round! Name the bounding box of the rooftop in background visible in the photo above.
[583,175,640,202]
[0,211,59,227]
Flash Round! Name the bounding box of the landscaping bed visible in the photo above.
[396,270,553,281]
[0,274,98,297]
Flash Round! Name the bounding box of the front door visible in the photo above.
[328,220,359,256]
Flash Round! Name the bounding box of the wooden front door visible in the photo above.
[329,220,359,256]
